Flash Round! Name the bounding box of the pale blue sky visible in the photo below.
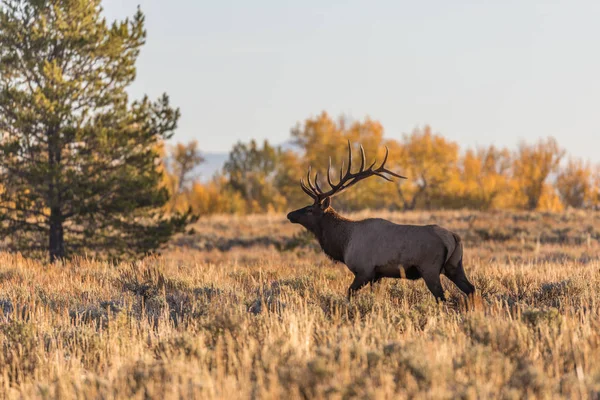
[102,1,600,161]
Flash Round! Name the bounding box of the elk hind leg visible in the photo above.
[446,259,475,296]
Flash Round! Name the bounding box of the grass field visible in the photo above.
[1,210,600,399]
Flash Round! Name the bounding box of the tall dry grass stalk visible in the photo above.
[0,211,599,399]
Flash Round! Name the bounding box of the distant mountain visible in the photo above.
[194,152,228,182]
[280,139,302,152]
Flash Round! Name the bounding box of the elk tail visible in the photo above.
[443,232,463,274]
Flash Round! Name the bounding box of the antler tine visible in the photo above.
[377,146,407,179]
[383,169,407,179]
[380,146,389,169]
[297,142,406,202]
[327,157,335,188]
[306,166,318,192]
[300,179,317,200]
[359,144,366,172]
[346,140,352,176]
[372,171,394,182]
[314,172,324,194]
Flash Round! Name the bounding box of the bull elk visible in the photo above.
[287,142,475,301]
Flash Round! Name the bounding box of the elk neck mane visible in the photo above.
[312,208,354,263]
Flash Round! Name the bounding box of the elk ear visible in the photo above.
[320,197,331,210]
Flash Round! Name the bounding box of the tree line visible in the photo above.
[0,0,595,262]
[165,112,599,214]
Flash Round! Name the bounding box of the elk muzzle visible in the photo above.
[287,210,301,223]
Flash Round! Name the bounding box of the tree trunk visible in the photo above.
[49,208,65,262]
[527,192,539,211]
[48,125,64,262]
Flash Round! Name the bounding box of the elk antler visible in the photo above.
[300,141,406,203]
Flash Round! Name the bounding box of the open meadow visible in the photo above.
[1,210,600,399]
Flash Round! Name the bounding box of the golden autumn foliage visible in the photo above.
[513,137,565,210]
[222,140,288,213]
[162,113,599,215]
[395,126,459,210]
[556,158,594,209]
[168,141,205,211]
[188,177,247,215]
[272,149,306,210]
[592,166,600,207]
[454,146,516,210]
[161,141,205,213]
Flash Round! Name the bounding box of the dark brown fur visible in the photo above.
[288,202,475,301]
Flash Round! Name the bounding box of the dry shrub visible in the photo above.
[463,313,534,359]
[0,210,598,399]
[0,321,39,385]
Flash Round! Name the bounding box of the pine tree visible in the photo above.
[0,0,191,261]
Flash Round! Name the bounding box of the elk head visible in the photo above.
[287,141,406,231]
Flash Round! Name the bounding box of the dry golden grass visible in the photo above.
[1,210,600,399]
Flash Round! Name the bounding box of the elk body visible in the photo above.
[287,142,475,301]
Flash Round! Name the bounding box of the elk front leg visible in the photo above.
[419,266,446,302]
[369,274,383,292]
[347,274,371,300]
[423,276,446,302]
